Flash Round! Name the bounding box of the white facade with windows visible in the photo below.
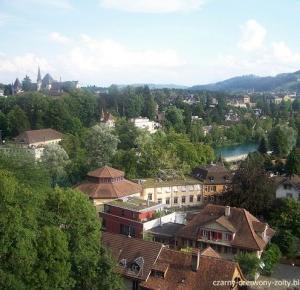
[140,178,203,208]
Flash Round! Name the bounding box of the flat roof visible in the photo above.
[108,197,162,212]
[141,176,201,188]
[147,222,185,237]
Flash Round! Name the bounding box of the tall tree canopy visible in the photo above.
[0,162,122,290]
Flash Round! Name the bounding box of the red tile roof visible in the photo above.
[102,232,244,290]
[15,128,63,145]
[140,247,244,290]
[88,166,124,178]
[192,164,232,185]
[75,166,142,200]
[177,204,275,251]
[102,232,163,281]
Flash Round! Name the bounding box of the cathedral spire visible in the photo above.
[37,66,42,91]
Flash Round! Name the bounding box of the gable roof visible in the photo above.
[140,247,244,290]
[102,232,244,290]
[102,232,163,281]
[275,174,300,189]
[177,204,275,251]
[15,128,63,145]
[192,164,232,184]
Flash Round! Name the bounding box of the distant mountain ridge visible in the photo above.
[190,70,300,92]
[116,83,188,90]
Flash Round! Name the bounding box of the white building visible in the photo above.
[139,177,203,208]
[13,128,63,159]
[275,175,300,201]
[131,117,160,134]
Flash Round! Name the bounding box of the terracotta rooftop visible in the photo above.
[177,204,275,251]
[192,164,232,185]
[140,247,244,290]
[75,166,142,200]
[102,232,163,281]
[102,232,244,290]
[274,174,300,189]
[88,166,124,179]
[14,128,63,145]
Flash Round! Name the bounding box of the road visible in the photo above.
[249,264,300,290]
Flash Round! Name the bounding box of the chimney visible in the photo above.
[225,206,231,217]
[191,250,200,272]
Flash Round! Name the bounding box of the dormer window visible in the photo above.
[209,176,214,182]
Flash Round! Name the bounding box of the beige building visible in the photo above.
[139,177,203,208]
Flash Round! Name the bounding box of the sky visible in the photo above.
[0,0,300,86]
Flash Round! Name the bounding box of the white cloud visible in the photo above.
[272,41,300,64]
[49,32,70,44]
[0,53,52,81]
[62,35,184,72]
[238,19,267,52]
[100,0,204,13]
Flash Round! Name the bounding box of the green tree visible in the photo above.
[0,165,122,290]
[165,106,185,133]
[85,124,119,170]
[269,124,297,157]
[43,187,122,290]
[227,153,275,216]
[235,252,260,280]
[258,136,268,154]
[271,230,298,258]
[7,105,30,136]
[286,148,300,176]
[33,226,73,289]
[269,198,300,237]
[142,86,156,120]
[0,170,39,290]
[261,244,281,276]
[115,118,140,150]
[0,151,50,190]
[42,144,70,187]
[126,93,143,118]
[22,75,33,92]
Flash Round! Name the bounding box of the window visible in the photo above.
[197,194,201,202]
[166,197,170,205]
[174,197,178,204]
[284,184,292,190]
[189,195,193,203]
[120,224,136,237]
[181,186,186,192]
[286,193,293,198]
[157,198,162,204]
[121,210,125,216]
[182,196,186,203]
[148,193,153,200]
[102,218,106,229]
[132,280,139,290]
[225,233,232,241]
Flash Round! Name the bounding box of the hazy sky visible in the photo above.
[0,0,300,86]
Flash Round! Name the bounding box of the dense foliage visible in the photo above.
[0,153,122,290]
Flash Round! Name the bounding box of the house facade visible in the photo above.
[275,174,300,201]
[130,117,160,134]
[5,128,64,159]
[192,164,233,203]
[176,204,275,260]
[100,197,164,238]
[102,232,245,290]
[140,177,203,208]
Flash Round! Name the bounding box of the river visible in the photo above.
[215,143,258,160]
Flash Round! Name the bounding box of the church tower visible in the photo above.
[37,66,42,91]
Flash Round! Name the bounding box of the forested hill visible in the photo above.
[190,70,300,92]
